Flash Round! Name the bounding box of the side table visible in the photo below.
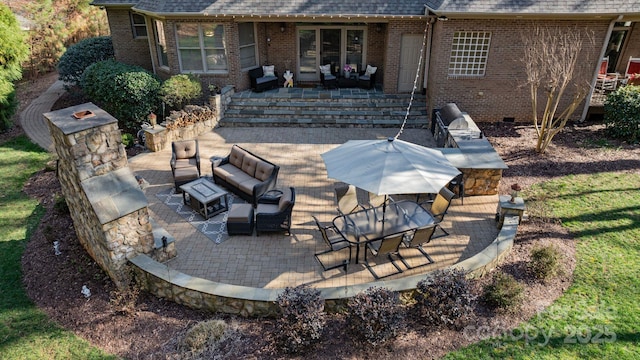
[496,195,525,229]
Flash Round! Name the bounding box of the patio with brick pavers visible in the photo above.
[129,126,500,289]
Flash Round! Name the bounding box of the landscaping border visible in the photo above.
[129,215,520,317]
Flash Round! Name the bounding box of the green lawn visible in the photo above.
[445,172,640,359]
[0,136,114,359]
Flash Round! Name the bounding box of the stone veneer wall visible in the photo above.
[45,103,156,288]
[144,86,232,152]
[129,215,520,317]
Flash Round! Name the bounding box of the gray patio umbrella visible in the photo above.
[321,137,461,198]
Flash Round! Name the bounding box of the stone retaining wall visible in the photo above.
[144,86,234,152]
[130,215,521,317]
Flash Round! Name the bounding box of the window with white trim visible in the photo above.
[154,20,168,68]
[448,31,491,77]
[176,23,228,73]
[238,22,257,69]
[131,13,147,38]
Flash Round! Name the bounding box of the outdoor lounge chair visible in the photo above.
[256,187,295,235]
[421,187,455,237]
[596,57,618,92]
[312,215,351,271]
[170,139,201,192]
[398,224,437,269]
[319,63,337,89]
[624,56,640,84]
[364,231,404,279]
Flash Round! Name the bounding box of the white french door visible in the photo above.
[297,26,366,82]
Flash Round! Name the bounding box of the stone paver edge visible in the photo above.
[129,215,519,312]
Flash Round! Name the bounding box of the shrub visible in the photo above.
[415,268,475,329]
[0,88,17,132]
[346,286,404,347]
[530,244,562,281]
[604,85,640,143]
[482,272,524,311]
[160,74,202,111]
[121,133,134,148]
[58,36,114,86]
[274,285,325,354]
[180,319,228,354]
[80,59,161,133]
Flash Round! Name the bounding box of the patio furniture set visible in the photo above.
[314,185,456,279]
[169,135,463,279]
[170,140,294,236]
[319,63,378,90]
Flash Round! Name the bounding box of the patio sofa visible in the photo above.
[212,145,280,206]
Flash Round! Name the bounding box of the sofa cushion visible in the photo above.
[255,161,275,181]
[174,167,199,182]
[229,146,246,168]
[241,153,260,177]
[262,65,275,77]
[213,163,243,181]
[319,64,332,75]
[173,140,198,159]
[256,203,279,215]
[226,171,255,189]
[365,65,377,76]
[174,158,198,169]
[238,178,261,194]
[256,76,277,85]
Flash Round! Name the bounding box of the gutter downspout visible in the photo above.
[580,15,622,122]
[423,15,436,92]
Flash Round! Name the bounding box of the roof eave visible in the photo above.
[131,9,426,21]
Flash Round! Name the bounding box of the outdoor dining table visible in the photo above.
[332,200,435,264]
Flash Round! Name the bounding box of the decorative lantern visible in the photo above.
[148,112,157,128]
[510,183,522,203]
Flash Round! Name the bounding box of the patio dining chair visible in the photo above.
[398,224,437,269]
[335,184,365,215]
[421,187,455,238]
[364,232,404,279]
[447,173,465,205]
[312,215,351,271]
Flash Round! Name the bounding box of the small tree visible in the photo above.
[521,26,595,154]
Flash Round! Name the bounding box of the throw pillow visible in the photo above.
[263,65,275,77]
[319,64,332,75]
[365,65,378,76]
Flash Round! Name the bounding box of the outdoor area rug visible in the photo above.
[155,185,246,244]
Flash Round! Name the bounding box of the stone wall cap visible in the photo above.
[440,140,508,170]
[44,103,118,135]
[81,167,148,224]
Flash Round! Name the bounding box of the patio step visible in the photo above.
[219,88,429,128]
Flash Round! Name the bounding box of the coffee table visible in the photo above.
[180,178,229,219]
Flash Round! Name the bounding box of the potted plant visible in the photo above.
[628,73,640,86]
[208,84,221,95]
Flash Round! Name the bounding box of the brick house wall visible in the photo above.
[383,19,426,94]
[106,8,152,71]
[426,19,609,123]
